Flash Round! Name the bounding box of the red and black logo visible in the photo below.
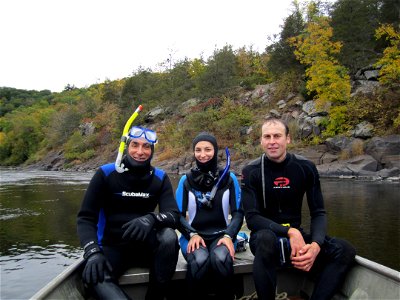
[273,177,290,187]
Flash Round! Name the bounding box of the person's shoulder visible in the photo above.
[99,163,116,177]
[291,153,315,166]
[153,167,167,180]
[290,153,318,174]
[243,157,261,169]
[242,156,262,172]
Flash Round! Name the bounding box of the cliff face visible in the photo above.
[26,78,400,180]
[28,134,400,181]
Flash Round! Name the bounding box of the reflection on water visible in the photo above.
[0,243,81,300]
[0,169,399,299]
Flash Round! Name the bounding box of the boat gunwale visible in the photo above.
[355,255,400,282]
[30,254,400,299]
[30,258,85,300]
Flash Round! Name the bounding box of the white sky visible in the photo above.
[1,0,294,92]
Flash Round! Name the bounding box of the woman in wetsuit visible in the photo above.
[175,132,243,300]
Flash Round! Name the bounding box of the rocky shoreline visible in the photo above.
[25,134,400,182]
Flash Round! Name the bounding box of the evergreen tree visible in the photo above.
[266,0,305,79]
[330,0,382,74]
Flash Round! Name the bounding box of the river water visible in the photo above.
[0,168,399,299]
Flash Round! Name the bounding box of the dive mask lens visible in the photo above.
[143,128,157,143]
[129,126,158,143]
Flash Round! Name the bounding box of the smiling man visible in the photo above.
[241,117,356,300]
[77,126,179,300]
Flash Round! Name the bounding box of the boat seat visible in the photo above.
[119,249,255,285]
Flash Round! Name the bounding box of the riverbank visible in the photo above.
[22,134,400,181]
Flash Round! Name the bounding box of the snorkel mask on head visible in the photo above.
[127,126,158,144]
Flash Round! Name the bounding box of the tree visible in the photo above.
[45,104,82,148]
[236,46,270,89]
[330,0,384,73]
[379,0,400,26]
[197,45,239,97]
[289,11,351,136]
[374,24,400,86]
[266,0,305,79]
[0,105,54,165]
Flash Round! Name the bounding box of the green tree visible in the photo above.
[197,45,240,97]
[374,24,400,86]
[236,47,270,89]
[0,105,54,165]
[289,12,351,137]
[379,0,400,26]
[45,104,82,148]
[266,0,305,79]
[330,0,386,73]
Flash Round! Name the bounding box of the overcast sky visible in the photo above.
[1,0,294,92]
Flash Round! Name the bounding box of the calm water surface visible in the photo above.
[0,168,399,299]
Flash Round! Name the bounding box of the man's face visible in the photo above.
[260,121,290,163]
[128,138,152,162]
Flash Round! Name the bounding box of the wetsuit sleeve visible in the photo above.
[224,173,244,239]
[155,173,179,229]
[175,176,192,240]
[305,162,327,246]
[77,168,106,247]
[241,165,289,236]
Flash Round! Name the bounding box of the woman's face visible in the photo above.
[194,141,215,163]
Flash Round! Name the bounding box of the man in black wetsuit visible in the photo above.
[77,126,179,300]
[241,118,356,300]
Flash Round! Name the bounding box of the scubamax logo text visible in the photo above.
[121,191,150,198]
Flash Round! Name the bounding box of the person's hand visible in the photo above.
[291,242,321,272]
[122,214,155,241]
[217,235,235,259]
[82,252,113,284]
[187,234,206,253]
[287,227,306,257]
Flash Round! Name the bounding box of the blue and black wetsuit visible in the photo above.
[241,153,356,300]
[175,168,243,299]
[176,170,243,251]
[77,158,179,299]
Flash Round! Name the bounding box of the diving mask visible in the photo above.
[128,126,158,144]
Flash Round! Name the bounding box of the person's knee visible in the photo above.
[187,247,210,280]
[89,274,131,299]
[326,238,356,266]
[251,229,277,260]
[337,239,356,265]
[157,228,179,256]
[157,227,178,247]
[210,245,233,278]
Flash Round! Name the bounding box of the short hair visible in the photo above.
[262,117,290,136]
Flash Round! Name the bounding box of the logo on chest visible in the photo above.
[273,177,290,189]
[121,191,150,198]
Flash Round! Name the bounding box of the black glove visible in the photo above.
[122,214,155,241]
[153,212,177,228]
[82,246,113,284]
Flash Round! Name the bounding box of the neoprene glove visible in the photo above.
[122,214,155,241]
[82,248,113,284]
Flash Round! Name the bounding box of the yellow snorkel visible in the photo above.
[115,104,143,173]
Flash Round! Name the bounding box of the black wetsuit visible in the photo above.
[241,153,356,300]
[77,160,179,300]
[175,169,243,300]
